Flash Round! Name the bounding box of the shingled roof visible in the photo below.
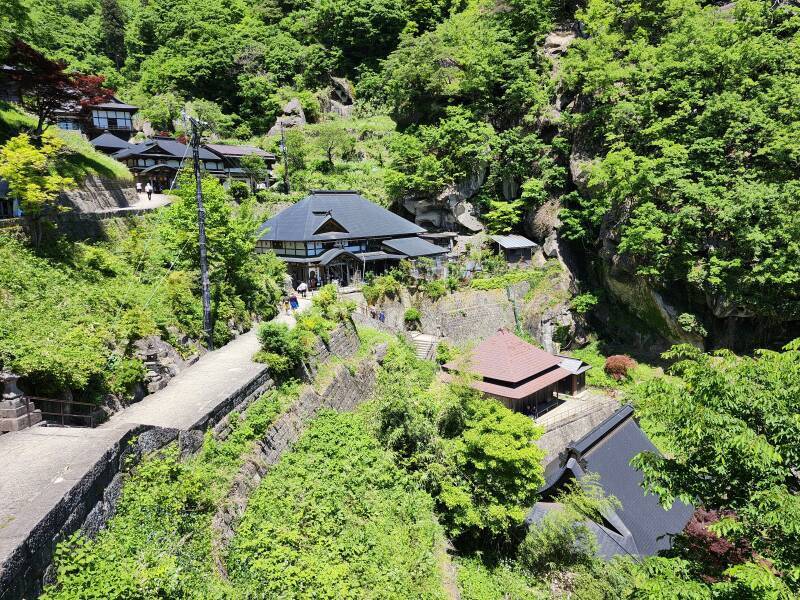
[529,405,695,559]
[113,137,218,161]
[258,190,425,242]
[443,329,564,384]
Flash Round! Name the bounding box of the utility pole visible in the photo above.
[188,116,214,350]
[279,123,290,194]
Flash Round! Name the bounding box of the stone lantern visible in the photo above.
[0,371,42,432]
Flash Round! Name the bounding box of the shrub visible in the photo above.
[604,354,637,381]
[435,341,453,365]
[571,292,599,315]
[362,274,402,304]
[677,312,708,337]
[228,180,250,202]
[255,321,310,377]
[422,279,447,301]
[404,307,422,329]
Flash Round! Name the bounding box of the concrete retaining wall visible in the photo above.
[0,425,179,600]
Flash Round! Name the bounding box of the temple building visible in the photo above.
[257,190,448,287]
[441,329,591,416]
[529,405,695,558]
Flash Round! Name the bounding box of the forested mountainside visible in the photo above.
[12,0,799,350]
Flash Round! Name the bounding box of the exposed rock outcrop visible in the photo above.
[402,166,487,232]
[267,98,307,136]
[320,76,355,118]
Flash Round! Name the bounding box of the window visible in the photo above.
[57,119,81,131]
[278,241,307,257]
[307,242,324,256]
[92,109,133,130]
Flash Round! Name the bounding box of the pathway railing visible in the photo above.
[535,398,617,432]
[28,396,101,428]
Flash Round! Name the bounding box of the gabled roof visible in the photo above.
[113,138,218,161]
[382,237,447,257]
[91,96,138,111]
[530,405,694,559]
[90,132,132,151]
[205,143,275,160]
[443,329,564,384]
[491,234,537,249]
[258,190,425,242]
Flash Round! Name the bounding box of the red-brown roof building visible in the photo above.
[442,330,591,416]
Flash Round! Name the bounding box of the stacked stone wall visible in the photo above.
[211,343,387,574]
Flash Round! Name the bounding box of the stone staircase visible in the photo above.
[408,332,438,360]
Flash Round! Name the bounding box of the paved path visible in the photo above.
[0,425,137,566]
[104,329,264,430]
[92,192,172,215]
[0,299,311,582]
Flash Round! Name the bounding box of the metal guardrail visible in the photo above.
[28,396,100,428]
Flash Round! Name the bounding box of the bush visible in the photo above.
[361,274,402,305]
[404,307,422,329]
[435,341,453,365]
[228,181,250,202]
[422,279,447,301]
[604,354,637,381]
[255,321,310,377]
[677,312,708,337]
[571,292,599,315]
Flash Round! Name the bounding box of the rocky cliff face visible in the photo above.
[59,176,138,213]
[401,166,487,233]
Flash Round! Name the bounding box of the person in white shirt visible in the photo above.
[144,182,153,201]
[297,281,308,298]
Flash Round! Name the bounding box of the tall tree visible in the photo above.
[99,0,127,69]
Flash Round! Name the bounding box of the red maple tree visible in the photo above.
[5,40,113,137]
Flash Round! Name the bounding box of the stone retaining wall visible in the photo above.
[0,425,180,600]
[211,343,387,575]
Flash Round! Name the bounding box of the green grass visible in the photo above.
[569,340,661,390]
[0,101,131,181]
[456,556,547,600]
[41,383,300,600]
[228,409,447,599]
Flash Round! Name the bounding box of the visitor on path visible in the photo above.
[289,294,299,311]
[136,181,142,194]
[144,181,153,201]
[283,298,290,314]
[297,281,308,298]
[379,310,385,323]
[309,275,318,291]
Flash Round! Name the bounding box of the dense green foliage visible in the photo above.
[371,341,546,541]
[632,341,800,595]
[0,170,284,398]
[228,410,447,599]
[41,383,300,599]
[561,0,800,320]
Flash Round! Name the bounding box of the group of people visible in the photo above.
[135,181,154,200]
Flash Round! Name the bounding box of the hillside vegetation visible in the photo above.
[0,175,284,400]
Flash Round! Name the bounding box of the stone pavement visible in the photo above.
[0,425,138,577]
[0,302,311,598]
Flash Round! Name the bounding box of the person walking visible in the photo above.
[136,181,142,194]
[144,181,153,201]
[297,281,308,298]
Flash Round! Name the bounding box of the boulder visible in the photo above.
[267,98,307,136]
[402,166,487,232]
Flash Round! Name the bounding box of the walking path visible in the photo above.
[0,298,311,586]
[93,192,172,214]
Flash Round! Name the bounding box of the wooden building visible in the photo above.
[257,190,448,288]
[490,234,538,263]
[442,329,590,416]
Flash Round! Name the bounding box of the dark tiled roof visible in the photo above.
[90,132,132,150]
[113,138,218,161]
[443,329,564,384]
[258,190,425,242]
[205,143,276,160]
[530,405,694,559]
[382,237,447,257]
